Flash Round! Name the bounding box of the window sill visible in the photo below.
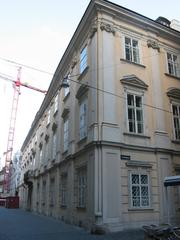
[123,132,150,139]
[128,208,153,212]
[60,205,67,209]
[165,73,180,80]
[78,136,87,145]
[120,58,146,68]
[76,206,86,211]
[62,150,68,155]
[172,140,180,144]
[78,66,89,81]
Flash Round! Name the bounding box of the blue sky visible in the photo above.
[0,0,179,167]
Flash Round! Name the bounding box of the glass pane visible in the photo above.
[141,175,148,184]
[167,53,171,60]
[127,94,134,106]
[141,186,149,206]
[173,105,178,116]
[132,174,139,184]
[136,96,142,107]
[132,39,138,48]
[137,123,143,134]
[132,186,140,207]
[136,109,143,121]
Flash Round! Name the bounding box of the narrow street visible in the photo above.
[0,207,143,240]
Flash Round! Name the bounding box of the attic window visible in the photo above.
[156,17,170,27]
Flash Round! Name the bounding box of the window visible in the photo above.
[44,140,49,163]
[52,132,57,159]
[61,173,67,206]
[39,148,43,166]
[127,93,143,134]
[79,98,87,140]
[42,181,46,205]
[172,104,180,140]
[63,119,69,152]
[80,46,87,73]
[130,173,150,208]
[167,53,178,77]
[125,37,140,63]
[47,109,51,125]
[54,95,58,113]
[64,73,70,97]
[49,178,55,207]
[77,167,87,208]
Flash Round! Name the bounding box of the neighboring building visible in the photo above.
[0,167,4,195]
[19,0,180,232]
[9,151,21,196]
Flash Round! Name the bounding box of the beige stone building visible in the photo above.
[19,0,180,232]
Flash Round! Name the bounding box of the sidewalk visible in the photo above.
[0,207,144,240]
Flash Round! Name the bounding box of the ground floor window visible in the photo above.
[76,166,87,208]
[49,178,55,207]
[60,173,67,207]
[130,173,150,208]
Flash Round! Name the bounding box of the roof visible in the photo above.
[164,175,180,187]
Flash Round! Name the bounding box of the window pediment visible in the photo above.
[167,88,180,99]
[120,75,148,90]
[76,84,89,99]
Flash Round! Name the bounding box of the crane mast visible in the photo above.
[3,68,21,193]
[1,67,47,194]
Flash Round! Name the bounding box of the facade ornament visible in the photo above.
[147,39,160,52]
[89,23,98,39]
[71,56,77,69]
[100,22,115,35]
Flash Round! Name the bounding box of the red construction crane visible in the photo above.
[0,67,47,193]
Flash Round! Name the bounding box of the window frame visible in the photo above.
[77,167,87,208]
[61,173,68,207]
[49,178,55,207]
[64,73,70,97]
[126,92,144,134]
[129,172,151,209]
[80,45,88,74]
[124,36,140,64]
[172,102,180,140]
[52,131,57,160]
[47,109,51,126]
[79,97,88,140]
[63,118,69,152]
[54,94,59,114]
[166,52,179,77]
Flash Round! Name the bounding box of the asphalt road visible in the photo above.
[0,207,144,240]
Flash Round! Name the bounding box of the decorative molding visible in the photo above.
[167,87,180,99]
[61,108,70,118]
[76,84,89,99]
[89,23,98,39]
[147,39,160,52]
[120,74,148,90]
[126,160,152,168]
[71,56,77,69]
[100,22,115,35]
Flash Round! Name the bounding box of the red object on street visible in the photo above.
[5,196,19,208]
